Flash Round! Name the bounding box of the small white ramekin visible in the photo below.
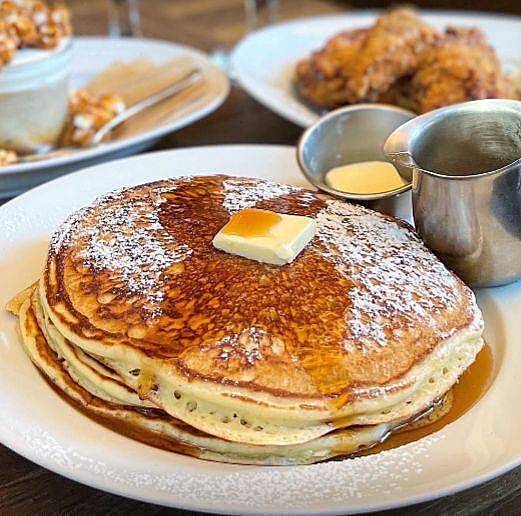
[0,38,72,152]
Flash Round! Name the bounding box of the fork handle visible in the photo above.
[91,68,202,145]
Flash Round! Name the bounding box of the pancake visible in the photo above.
[16,285,452,465]
[8,175,484,463]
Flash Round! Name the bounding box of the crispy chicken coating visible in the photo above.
[295,8,438,108]
[407,27,514,114]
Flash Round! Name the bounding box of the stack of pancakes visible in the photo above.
[8,175,484,465]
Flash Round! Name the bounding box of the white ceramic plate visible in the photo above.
[0,37,229,199]
[231,10,521,127]
[0,145,519,514]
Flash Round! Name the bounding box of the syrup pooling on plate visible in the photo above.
[19,283,484,465]
[363,344,493,455]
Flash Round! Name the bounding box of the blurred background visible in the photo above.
[59,0,519,149]
[69,0,521,51]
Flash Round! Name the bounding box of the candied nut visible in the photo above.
[0,148,18,166]
[49,5,72,36]
[0,0,72,68]
[73,113,95,131]
[38,23,61,49]
[0,21,17,66]
[60,89,126,147]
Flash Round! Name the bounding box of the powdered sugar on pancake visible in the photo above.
[316,200,462,351]
[49,176,477,348]
[50,183,192,313]
[221,177,467,352]
[215,327,267,365]
[222,178,300,213]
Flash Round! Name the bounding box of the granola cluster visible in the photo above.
[0,3,126,166]
[60,89,126,147]
[0,1,72,68]
[0,148,17,166]
[0,88,125,165]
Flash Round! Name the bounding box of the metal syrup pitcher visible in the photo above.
[384,99,521,287]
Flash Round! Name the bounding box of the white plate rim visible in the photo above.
[230,9,521,128]
[0,144,520,514]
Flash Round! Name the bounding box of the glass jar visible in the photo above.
[0,39,72,152]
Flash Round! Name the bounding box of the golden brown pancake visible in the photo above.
[16,285,453,465]
[9,175,483,461]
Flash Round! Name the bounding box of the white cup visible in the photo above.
[0,39,72,153]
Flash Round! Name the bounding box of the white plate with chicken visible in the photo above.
[231,9,521,127]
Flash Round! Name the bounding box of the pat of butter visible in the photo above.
[212,208,316,265]
[326,161,407,194]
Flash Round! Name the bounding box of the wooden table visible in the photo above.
[1,1,520,514]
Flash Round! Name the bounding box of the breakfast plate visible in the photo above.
[0,145,520,514]
[230,10,521,127]
[0,37,229,199]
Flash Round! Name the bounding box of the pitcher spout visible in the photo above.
[383,98,521,287]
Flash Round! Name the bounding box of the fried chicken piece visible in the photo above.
[296,28,368,108]
[295,8,438,108]
[407,27,515,114]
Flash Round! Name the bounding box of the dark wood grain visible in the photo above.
[1,0,520,514]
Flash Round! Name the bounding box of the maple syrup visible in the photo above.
[137,366,157,399]
[363,344,494,456]
[221,208,281,237]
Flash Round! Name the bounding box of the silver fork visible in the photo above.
[20,68,202,163]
